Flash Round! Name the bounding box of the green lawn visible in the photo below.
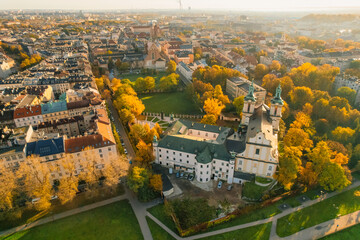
[0,186,124,231]
[146,217,175,240]
[242,181,269,200]
[147,204,177,233]
[141,92,202,115]
[255,176,273,184]
[198,223,272,240]
[321,223,360,240]
[1,200,143,240]
[277,185,360,237]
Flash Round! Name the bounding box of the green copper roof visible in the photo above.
[271,84,284,105]
[195,146,213,164]
[244,81,256,102]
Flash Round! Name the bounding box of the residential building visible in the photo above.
[226,77,266,102]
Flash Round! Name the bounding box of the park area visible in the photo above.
[277,185,360,237]
[1,200,143,240]
[140,92,202,115]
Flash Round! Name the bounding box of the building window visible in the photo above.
[187,155,189,158]
[201,165,203,168]
[180,153,182,156]
[198,131,200,135]
[268,166,272,170]
[222,162,224,166]
[239,160,243,165]
[173,152,175,155]
[200,171,202,174]
[99,149,102,153]
[166,150,169,153]
[159,154,162,158]
[200,178,202,182]
[206,178,208,181]
[187,161,189,163]
[159,149,162,152]
[173,158,176,160]
[255,149,260,155]
[267,173,271,176]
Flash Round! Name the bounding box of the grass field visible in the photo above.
[1,200,143,240]
[146,217,175,240]
[277,185,360,237]
[147,204,178,233]
[141,92,202,115]
[0,186,124,231]
[242,181,269,200]
[198,223,272,240]
[321,223,360,240]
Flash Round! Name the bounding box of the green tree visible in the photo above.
[158,73,179,91]
[166,60,177,74]
[337,87,356,105]
[233,96,244,116]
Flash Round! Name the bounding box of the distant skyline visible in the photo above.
[2,0,360,11]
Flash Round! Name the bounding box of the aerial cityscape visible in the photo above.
[1,1,360,239]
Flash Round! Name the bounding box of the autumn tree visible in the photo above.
[289,86,313,109]
[127,166,149,193]
[17,156,53,211]
[114,94,145,117]
[331,126,355,144]
[134,76,155,92]
[269,60,281,72]
[233,96,244,116]
[337,87,356,105]
[136,140,155,164]
[203,98,225,118]
[102,155,129,189]
[201,114,217,125]
[158,73,179,91]
[283,127,313,152]
[166,60,177,74]
[150,174,163,192]
[277,147,303,190]
[0,164,16,210]
[254,64,269,80]
[56,156,78,205]
[231,47,245,56]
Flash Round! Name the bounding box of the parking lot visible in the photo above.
[163,166,244,207]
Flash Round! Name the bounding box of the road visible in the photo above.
[107,99,136,160]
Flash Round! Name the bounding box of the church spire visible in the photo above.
[244,80,256,102]
[271,84,284,105]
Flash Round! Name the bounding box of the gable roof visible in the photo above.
[14,105,41,119]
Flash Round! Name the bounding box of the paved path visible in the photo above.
[0,193,128,237]
[125,188,155,240]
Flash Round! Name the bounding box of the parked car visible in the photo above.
[176,171,180,178]
[31,198,41,204]
[121,142,125,146]
[51,195,58,200]
[180,172,185,178]
[183,172,189,179]
[227,185,233,191]
[217,181,223,189]
[124,149,128,154]
[169,168,173,175]
[188,174,194,181]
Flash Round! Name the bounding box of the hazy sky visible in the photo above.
[2,0,360,11]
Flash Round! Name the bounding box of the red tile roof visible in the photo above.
[14,105,41,119]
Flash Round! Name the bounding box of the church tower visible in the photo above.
[241,81,256,126]
[270,84,284,131]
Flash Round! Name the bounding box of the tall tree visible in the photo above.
[166,60,177,74]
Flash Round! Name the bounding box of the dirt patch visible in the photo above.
[168,174,244,207]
